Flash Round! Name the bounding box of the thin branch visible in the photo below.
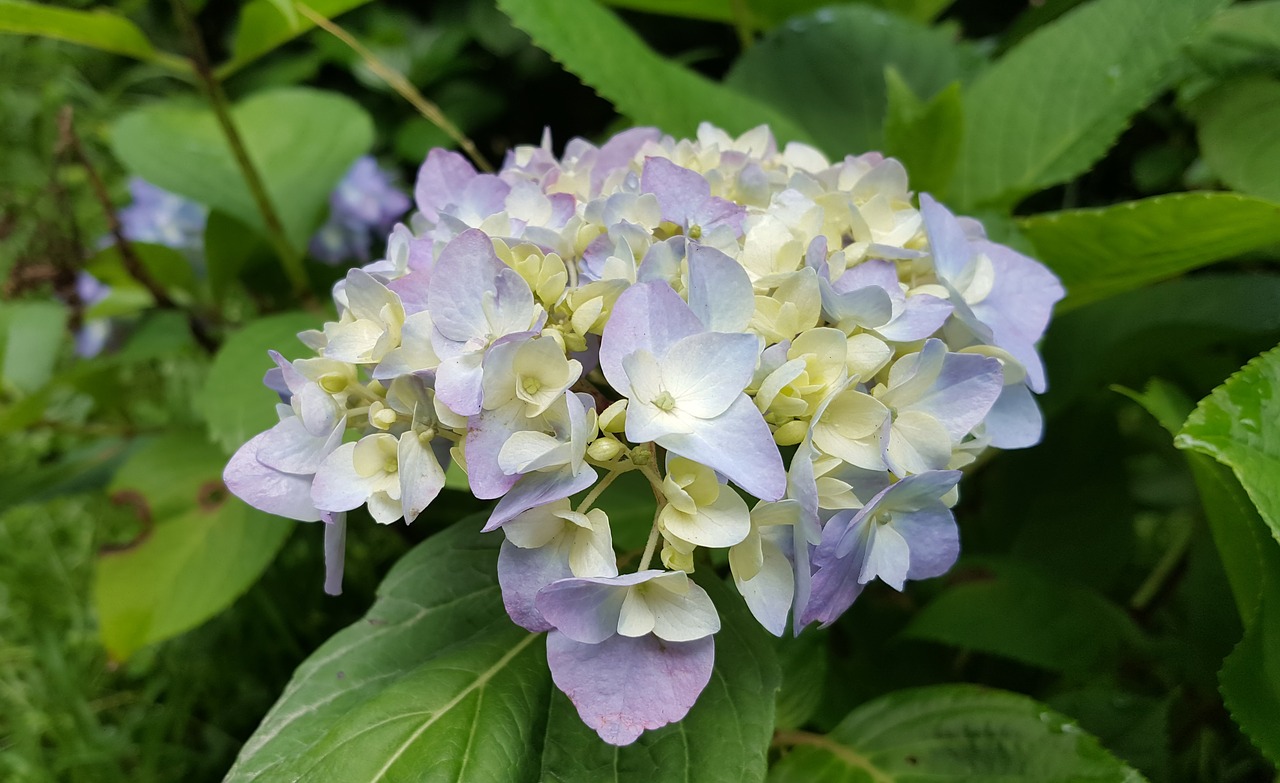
[296,2,494,173]
[57,106,219,353]
[728,0,755,51]
[169,0,314,304]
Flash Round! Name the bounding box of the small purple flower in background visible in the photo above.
[118,178,207,256]
[72,272,112,358]
[309,156,411,265]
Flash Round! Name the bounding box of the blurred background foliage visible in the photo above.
[1,0,1279,781]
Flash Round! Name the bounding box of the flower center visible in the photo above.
[652,390,677,412]
[520,375,543,396]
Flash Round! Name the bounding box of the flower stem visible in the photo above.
[296,3,494,174]
[169,0,313,304]
[637,515,662,571]
[574,464,629,514]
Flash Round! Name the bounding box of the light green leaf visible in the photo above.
[222,0,372,78]
[226,520,780,782]
[198,312,318,453]
[1020,193,1280,311]
[770,685,1145,783]
[883,72,963,195]
[0,300,68,395]
[93,432,293,660]
[0,0,168,64]
[1177,343,1280,542]
[725,6,979,157]
[84,242,201,307]
[495,0,812,144]
[110,87,373,252]
[1129,375,1280,762]
[600,0,953,26]
[951,0,1228,210]
[1196,77,1280,203]
[903,562,1141,673]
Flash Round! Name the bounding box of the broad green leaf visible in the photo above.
[725,6,979,157]
[770,685,1145,782]
[85,242,200,306]
[1047,688,1172,780]
[93,432,293,660]
[1177,343,1280,541]
[1020,193,1280,311]
[903,562,1141,673]
[1187,0,1280,80]
[951,0,1228,210]
[204,210,270,300]
[773,628,828,730]
[198,311,318,453]
[601,0,953,26]
[495,0,812,144]
[222,0,372,78]
[1128,377,1280,762]
[110,87,373,252]
[227,519,780,782]
[0,0,165,63]
[883,72,963,195]
[0,300,67,394]
[1196,77,1280,203]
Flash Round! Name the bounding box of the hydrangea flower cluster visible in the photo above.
[224,124,1063,745]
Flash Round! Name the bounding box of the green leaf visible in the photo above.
[903,562,1141,673]
[770,685,1145,782]
[84,242,201,307]
[600,0,953,27]
[109,87,373,252]
[204,210,270,300]
[951,0,1228,210]
[199,312,318,453]
[1019,193,1280,311]
[1187,1,1280,81]
[1130,375,1280,762]
[1196,77,1280,203]
[0,0,165,63]
[226,520,780,782]
[494,0,812,144]
[1177,343,1280,541]
[773,628,828,730]
[725,6,979,157]
[883,72,963,195]
[222,0,372,78]
[0,300,67,394]
[93,432,293,660]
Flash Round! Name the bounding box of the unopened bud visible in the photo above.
[773,419,809,446]
[587,437,624,462]
[598,399,627,433]
[629,445,652,466]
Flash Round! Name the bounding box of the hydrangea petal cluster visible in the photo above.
[225,123,1064,745]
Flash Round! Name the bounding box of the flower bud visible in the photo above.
[773,419,809,446]
[598,399,627,433]
[586,437,624,462]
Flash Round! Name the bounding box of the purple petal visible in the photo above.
[415,149,476,221]
[874,469,962,513]
[799,511,866,628]
[969,239,1063,393]
[465,403,530,500]
[640,157,710,226]
[919,193,975,284]
[687,243,754,333]
[833,258,900,296]
[592,128,661,195]
[432,346,486,417]
[224,431,321,522]
[893,506,959,581]
[984,382,1044,449]
[658,395,785,501]
[875,294,953,342]
[426,229,507,342]
[498,537,573,632]
[322,511,347,596]
[255,415,343,475]
[485,466,599,531]
[599,281,704,397]
[546,631,715,746]
[537,577,632,643]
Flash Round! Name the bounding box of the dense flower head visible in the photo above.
[224,123,1064,745]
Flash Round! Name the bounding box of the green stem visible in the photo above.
[729,0,755,51]
[169,0,313,303]
[575,465,629,514]
[637,515,662,571]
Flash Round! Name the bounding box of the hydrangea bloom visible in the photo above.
[118,177,209,256]
[309,156,412,264]
[225,124,1064,745]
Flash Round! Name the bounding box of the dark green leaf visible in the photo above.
[198,312,318,453]
[1020,193,1280,311]
[770,685,1145,782]
[0,0,165,63]
[1196,77,1280,203]
[773,629,828,730]
[883,72,963,195]
[109,87,374,252]
[725,6,979,157]
[495,0,813,144]
[204,210,270,300]
[601,0,953,27]
[951,0,1228,209]
[93,432,293,660]
[222,0,373,78]
[227,520,780,782]
[904,562,1142,673]
[1177,343,1280,540]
